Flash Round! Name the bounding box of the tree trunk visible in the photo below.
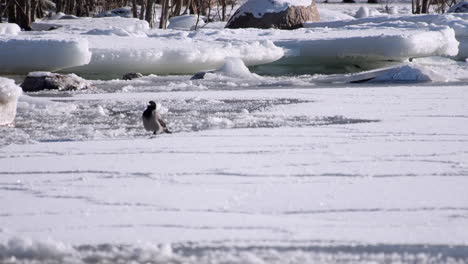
[7,0,16,23]
[139,0,145,19]
[173,0,182,16]
[145,0,155,27]
[132,0,138,17]
[421,0,431,13]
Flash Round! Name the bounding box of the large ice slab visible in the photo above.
[304,13,468,60]
[63,36,284,75]
[0,35,91,74]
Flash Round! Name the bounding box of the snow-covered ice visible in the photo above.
[1,76,468,262]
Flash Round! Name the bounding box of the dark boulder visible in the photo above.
[21,72,93,92]
[123,72,144,80]
[226,0,320,30]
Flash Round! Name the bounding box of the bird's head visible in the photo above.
[148,101,157,110]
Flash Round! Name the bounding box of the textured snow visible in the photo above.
[0,77,22,126]
[2,56,468,263]
[0,23,21,35]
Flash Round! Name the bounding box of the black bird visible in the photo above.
[142,101,171,135]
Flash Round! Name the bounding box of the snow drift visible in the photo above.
[0,77,22,126]
[0,23,21,35]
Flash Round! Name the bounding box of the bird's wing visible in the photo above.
[158,117,167,128]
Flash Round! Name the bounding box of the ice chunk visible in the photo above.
[217,57,259,78]
[355,7,370,19]
[168,15,205,30]
[192,57,262,79]
[0,77,22,126]
[0,23,21,35]
[369,65,446,82]
[0,36,92,73]
[314,64,447,83]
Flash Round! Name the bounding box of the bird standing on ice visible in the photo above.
[142,101,171,135]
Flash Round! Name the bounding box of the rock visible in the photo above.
[448,1,468,13]
[20,72,93,92]
[123,72,144,80]
[191,71,212,80]
[226,0,320,30]
[0,77,22,126]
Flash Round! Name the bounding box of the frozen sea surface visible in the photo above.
[0,74,468,263]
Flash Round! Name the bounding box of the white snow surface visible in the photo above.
[0,77,22,126]
[0,23,21,35]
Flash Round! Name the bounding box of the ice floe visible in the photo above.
[0,77,22,126]
[0,35,91,74]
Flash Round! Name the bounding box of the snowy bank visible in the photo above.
[0,23,21,35]
[0,35,91,74]
[0,77,22,126]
